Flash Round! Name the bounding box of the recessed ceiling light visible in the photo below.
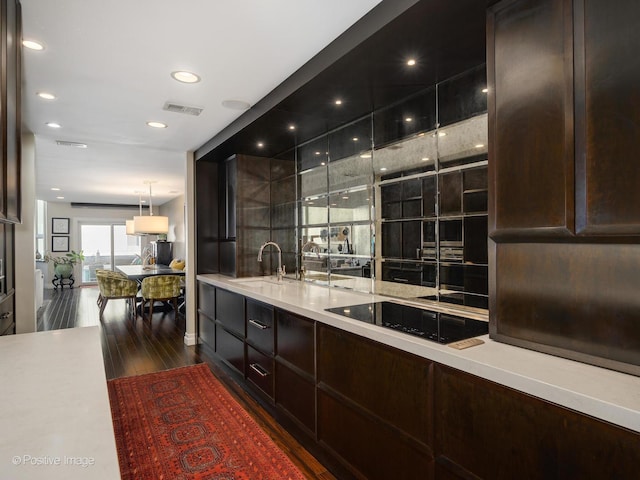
[380,167,388,171]
[438,131,447,137]
[315,151,321,156]
[171,71,201,84]
[37,92,56,100]
[475,144,485,148]
[360,153,372,159]
[405,117,413,122]
[417,132,425,137]
[335,99,343,105]
[320,162,326,166]
[46,122,61,128]
[257,142,264,148]
[342,196,349,200]
[56,196,64,200]
[147,121,167,129]
[51,187,61,191]
[407,58,416,66]
[422,157,430,161]
[352,137,359,142]
[330,203,337,206]
[308,201,315,205]
[482,88,489,93]
[23,39,44,51]
[288,124,296,131]
[221,99,251,110]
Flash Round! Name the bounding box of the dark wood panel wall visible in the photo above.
[489,0,640,374]
[0,0,21,336]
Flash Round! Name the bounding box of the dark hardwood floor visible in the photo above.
[38,286,336,480]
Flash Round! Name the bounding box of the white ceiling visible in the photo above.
[20,0,382,206]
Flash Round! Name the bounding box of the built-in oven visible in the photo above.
[439,218,463,262]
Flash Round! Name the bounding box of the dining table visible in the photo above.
[115,264,185,282]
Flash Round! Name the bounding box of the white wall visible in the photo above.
[159,194,185,260]
[44,203,150,286]
[15,134,37,334]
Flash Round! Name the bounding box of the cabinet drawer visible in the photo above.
[215,324,244,374]
[276,309,315,376]
[215,288,245,337]
[198,313,215,349]
[246,299,274,354]
[247,345,274,399]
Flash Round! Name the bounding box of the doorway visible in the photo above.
[80,223,140,284]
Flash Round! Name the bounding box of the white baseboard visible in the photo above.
[183,332,197,346]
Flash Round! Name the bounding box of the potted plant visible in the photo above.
[44,250,85,279]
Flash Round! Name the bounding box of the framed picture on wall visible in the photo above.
[52,236,69,252]
[52,217,70,234]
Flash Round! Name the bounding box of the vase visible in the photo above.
[55,263,73,279]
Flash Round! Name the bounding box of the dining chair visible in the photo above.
[96,269,138,320]
[140,275,182,320]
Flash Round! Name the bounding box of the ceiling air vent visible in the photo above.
[163,102,203,116]
[56,140,87,148]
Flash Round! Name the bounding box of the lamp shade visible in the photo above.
[133,215,169,235]
[125,219,136,235]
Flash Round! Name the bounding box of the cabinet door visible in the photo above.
[276,309,315,376]
[215,288,244,337]
[215,324,244,374]
[317,326,431,446]
[198,313,215,350]
[575,0,640,234]
[2,0,21,223]
[434,365,640,480]
[197,282,215,317]
[488,0,573,236]
[275,361,316,434]
[422,176,437,218]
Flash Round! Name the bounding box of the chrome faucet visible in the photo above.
[257,241,285,282]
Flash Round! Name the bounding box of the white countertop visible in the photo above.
[199,274,640,433]
[0,326,121,479]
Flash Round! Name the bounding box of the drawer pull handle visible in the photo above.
[249,363,270,377]
[249,319,269,330]
[393,277,409,283]
[0,312,12,319]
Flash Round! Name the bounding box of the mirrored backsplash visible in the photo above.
[296,64,488,313]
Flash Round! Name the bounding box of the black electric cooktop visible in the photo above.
[325,302,488,344]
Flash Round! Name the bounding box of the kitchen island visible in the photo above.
[198,273,640,479]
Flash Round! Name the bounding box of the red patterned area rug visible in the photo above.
[107,363,307,480]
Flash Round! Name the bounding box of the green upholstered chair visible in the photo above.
[140,275,181,320]
[96,269,138,319]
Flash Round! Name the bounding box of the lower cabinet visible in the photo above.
[434,365,640,479]
[199,284,640,480]
[317,325,433,479]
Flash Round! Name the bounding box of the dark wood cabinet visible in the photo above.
[0,291,14,335]
[317,325,432,446]
[197,282,216,349]
[439,172,462,216]
[215,324,244,374]
[276,309,315,376]
[577,0,640,234]
[434,365,640,480]
[0,0,21,224]
[489,0,640,375]
[199,288,640,480]
[489,0,573,237]
[215,288,244,337]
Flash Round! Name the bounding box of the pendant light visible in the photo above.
[126,191,145,236]
[133,181,169,235]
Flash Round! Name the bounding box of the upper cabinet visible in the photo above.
[0,0,22,224]
[576,0,640,234]
[489,0,640,376]
[488,0,573,237]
